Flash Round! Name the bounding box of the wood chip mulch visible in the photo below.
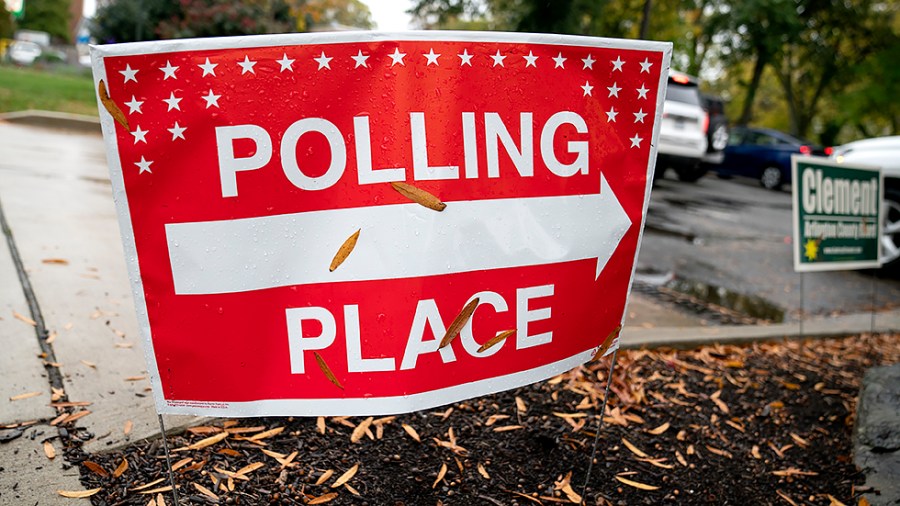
[66,332,899,505]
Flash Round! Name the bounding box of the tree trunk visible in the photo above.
[639,0,651,39]
[738,50,767,126]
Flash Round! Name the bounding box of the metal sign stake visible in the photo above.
[580,348,619,503]
[157,414,181,505]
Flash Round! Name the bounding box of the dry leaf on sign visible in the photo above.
[329,229,360,272]
[439,298,479,349]
[42,258,69,265]
[58,488,102,498]
[98,80,129,129]
[314,352,344,390]
[331,463,359,488]
[433,462,448,489]
[615,475,659,491]
[113,458,129,478]
[477,329,515,353]
[308,492,339,505]
[402,424,421,443]
[390,182,446,211]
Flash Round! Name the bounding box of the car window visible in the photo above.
[728,130,745,145]
[665,83,701,106]
[749,132,778,146]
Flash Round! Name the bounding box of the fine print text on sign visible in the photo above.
[792,155,883,272]
[92,32,672,417]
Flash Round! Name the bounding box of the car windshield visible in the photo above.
[666,83,701,106]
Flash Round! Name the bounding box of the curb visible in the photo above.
[0,110,100,133]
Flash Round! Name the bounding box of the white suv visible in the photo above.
[831,136,900,270]
[655,71,710,182]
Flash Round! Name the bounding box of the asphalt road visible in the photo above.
[637,172,900,321]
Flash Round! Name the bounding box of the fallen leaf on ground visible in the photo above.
[776,489,799,505]
[9,391,41,401]
[174,431,227,451]
[12,311,36,326]
[43,441,56,459]
[315,469,334,485]
[615,475,659,491]
[83,461,108,477]
[826,495,847,506]
[772,468,818,477]
[621,437,650,458]
[350,417,374,443]
[433,462,448,489]
[113,458,128,478]
[192,482,218,500]
[477,463,491,480]
[58,488,102,498]
[308,492,339,504]
[247,427,284,441]
[402,423,421,442]
[331,463,359,488]
[647,422,670,435]
[123,420,133,435]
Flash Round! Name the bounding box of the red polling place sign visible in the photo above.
[92,32,671,416]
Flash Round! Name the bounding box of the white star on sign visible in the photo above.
[168,121,186,141]
[163,92,182,112]
[606,107,618,122]
[633,109,647,123]
[124,96,143,114]
[457,49,473,66]
[612,56,625,72]
[581,81,593,96]
[424,49,441,66]
[237,56,256,75]
[276,53,295,72]
[119,64,138,83]
[388,48,406,66]
[131,126,148,144]
[351,50,369,68]
[202,89,221,108]
[607,82,621,98]
[314,52,332,70]
[630,134,643,148]
[159,60,178,80]
[523,51,538,67]
[490,50,506,67]
[135,156,153,174]
[582,54,595,69]
[637,84,649,99]
[640,58,652,73]
[552,52,566,68]
[198,58,217,77]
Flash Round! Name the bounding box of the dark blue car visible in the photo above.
[714,127,830,190]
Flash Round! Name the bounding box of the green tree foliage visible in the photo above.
[292,0,374,31]
[0,7,15,39]
[92,0,293,43]
[17,0,71,42]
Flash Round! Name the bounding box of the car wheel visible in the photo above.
[675,165,707,183]
[759,166,783,190]
[881,188,900,270]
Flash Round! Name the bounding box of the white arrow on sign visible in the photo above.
[165,174,632,295]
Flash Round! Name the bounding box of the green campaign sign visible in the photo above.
[792,156,882,272]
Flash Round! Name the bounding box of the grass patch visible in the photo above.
[0,64,98,116]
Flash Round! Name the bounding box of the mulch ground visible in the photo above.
[64,332,899,505]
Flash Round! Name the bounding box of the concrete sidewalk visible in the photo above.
[0,117,896,503]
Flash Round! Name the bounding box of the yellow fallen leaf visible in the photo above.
[10,391,41,401]
[317,417,326,435]
[193,482,218,500]
[477,463,490,480]
[315,469,334,486]
[826,495,847,506]
[58,488,102,498]
[615,475,659,491]
[331,463,359,488]
[175,431,228,451]
[621,437,650,458]
[350,417,374,443]
[647,422,670,435]
[113,458,128,478]
[43,441,56,459]
[433,462,448,489]
[308,492,339,505]
[402,423,421,442]
[235,462,264,477]
[516,396,527,413]
[247,427,284,441]
[130,478,165,491]
[12,311,36,326]
[124,420,133,435]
